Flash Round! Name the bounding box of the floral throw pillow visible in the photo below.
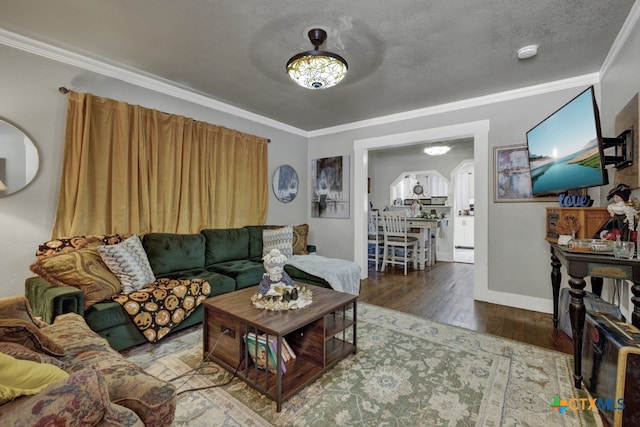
[0,319,65,356]
[97,235,156,293]
[0,342,65,369]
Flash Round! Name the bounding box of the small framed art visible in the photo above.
[272,165,299,203]
[494,145,556,202]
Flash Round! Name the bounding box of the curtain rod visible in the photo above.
[58,87,270,142]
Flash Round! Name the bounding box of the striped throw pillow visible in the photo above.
[262,225,293,259]
[97,235,156,293]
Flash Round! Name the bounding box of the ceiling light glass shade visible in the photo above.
[287,52,348,89]
[423,146,451,156]
[286,28,348,90]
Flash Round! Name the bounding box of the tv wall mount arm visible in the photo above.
[603,128,634,170]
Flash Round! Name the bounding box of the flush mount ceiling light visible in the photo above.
[286,28,348,90]
[423,146,451,156]
[517,44,538,59]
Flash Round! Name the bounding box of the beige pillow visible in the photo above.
[30,246,122,309]
[292,224,309,255]
[0,296,47,327]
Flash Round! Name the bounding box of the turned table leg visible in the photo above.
[568,275,587,388]
[550,250,562,329]
[632,281,640,328]
[590,277,603,297]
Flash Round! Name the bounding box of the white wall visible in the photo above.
[598,4,640,319]
[1,6,638,312]
[0,45,307,298]
[305,5,640,312]
[308,87,600,309]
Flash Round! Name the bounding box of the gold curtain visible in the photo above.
[52,91,268,237]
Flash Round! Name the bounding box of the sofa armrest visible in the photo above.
[25,276,84,324]
[0,367,145,426]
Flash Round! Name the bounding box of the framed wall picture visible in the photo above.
[272,164,299,203]
[311,155,350,218]
[494,145,556,202]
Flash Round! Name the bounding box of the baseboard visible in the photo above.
[436,251,452,262]
[474,288,553,314]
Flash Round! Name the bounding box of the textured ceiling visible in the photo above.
[0,0,635,131]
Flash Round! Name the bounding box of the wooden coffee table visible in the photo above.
[203,284,357,412]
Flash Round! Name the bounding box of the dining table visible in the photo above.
[406,217,445,269]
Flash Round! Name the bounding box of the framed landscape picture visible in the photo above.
[494,145,556,202]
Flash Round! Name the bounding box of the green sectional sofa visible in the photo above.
[26,225,329,351]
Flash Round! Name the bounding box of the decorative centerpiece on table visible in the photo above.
[552,216,580,244]
[409,200,422,217]
[251,248,313,311]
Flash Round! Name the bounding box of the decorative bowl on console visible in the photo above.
[567,238,614,253]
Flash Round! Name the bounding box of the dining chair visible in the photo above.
[367,210,384,271]
[381,211,419,275]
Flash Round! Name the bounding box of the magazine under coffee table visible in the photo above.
[202,284,357,412]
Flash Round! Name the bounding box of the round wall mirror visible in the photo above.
[272,165,299,203]
[0,118,39,197]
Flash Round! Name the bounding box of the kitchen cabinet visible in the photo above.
[454,216,474,248]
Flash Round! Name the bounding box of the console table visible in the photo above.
[407,218,442,268]
[549,243,640,388]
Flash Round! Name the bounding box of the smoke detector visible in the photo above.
[517,44,538,59]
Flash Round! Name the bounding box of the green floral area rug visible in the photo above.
[124,303,602,426]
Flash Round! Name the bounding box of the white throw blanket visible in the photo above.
[286,255,361,295]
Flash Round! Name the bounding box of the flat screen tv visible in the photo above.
[526,86,608,196]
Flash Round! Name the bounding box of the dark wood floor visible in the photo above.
[359,260,573,354]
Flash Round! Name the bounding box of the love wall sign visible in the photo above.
[558,193,594,207]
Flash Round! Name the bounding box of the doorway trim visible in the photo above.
[452,159,475,263]
[353,120,490,300]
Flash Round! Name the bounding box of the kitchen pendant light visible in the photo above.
[423,146,451,156]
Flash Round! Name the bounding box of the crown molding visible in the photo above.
[308,74,600,137]
[600,0,640,79]
[1,23,633,139]
[0,28,307,137]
